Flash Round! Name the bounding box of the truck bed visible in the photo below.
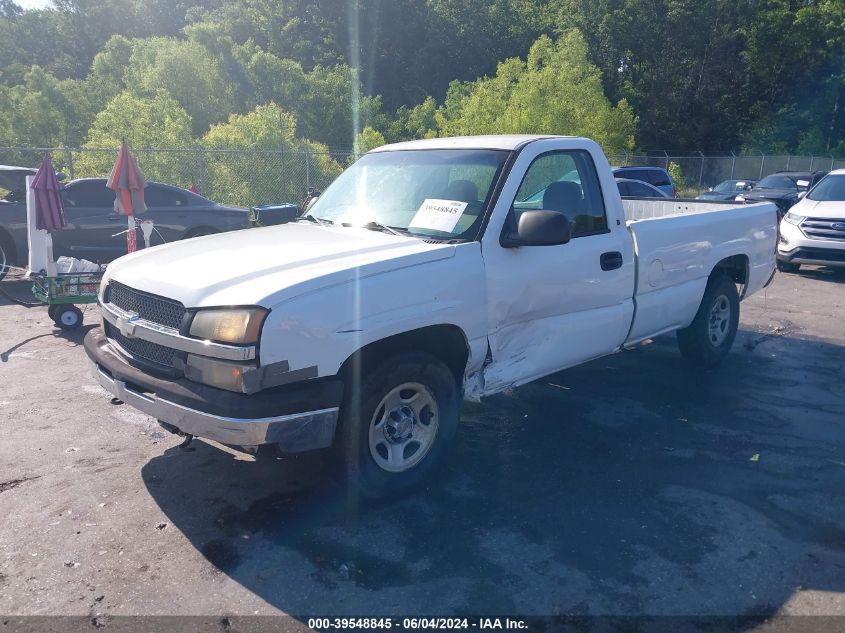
[622,198,753,222]
[620,198,778,345]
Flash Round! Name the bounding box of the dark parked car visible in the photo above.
[615,177,670,198]
[612,166,676,197]
[696,179,757,201]
[0,168,250,276]
[737,171,827,217]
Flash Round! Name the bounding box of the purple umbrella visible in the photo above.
[30,153,66,231]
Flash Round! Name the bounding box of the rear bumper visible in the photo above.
[84,327,343,451]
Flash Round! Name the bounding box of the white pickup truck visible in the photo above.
[85,135,778,496]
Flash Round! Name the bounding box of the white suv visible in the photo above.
[778,169,845,272]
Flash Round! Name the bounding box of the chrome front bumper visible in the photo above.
[92,362,339,450]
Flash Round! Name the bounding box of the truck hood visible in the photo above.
[105,223,455,308]
[791,199,845,219]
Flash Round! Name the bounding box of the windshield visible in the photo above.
[807,174,845,201]
[756,175,800,190]
[307,149,509,240]
[714,180,751,193]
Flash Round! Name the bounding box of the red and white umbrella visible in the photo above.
[106,141,147,253]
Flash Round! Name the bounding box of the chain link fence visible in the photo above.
[0,146,354,208]
[607,151,845,196]
[2,146,845,205]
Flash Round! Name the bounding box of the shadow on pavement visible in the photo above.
[791,266,845,284]
[143,329,845,617]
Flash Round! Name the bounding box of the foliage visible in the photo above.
[200,103,343,206]
[667,162,687,191]
[355,126,385,155]
[435,32,636,154]
[0,0,843,167]
[75,90,194,181]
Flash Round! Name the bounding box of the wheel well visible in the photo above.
[712,254,748,293]
[184,226,220,239]
[0,228,17,263]
[339,325,470,386]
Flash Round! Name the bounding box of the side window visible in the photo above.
[145,185,187,207]
[64,181,114,208]
[513,150,608,237]
[616,181,630,197]
[650,169,672,187]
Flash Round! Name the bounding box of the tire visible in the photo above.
[777,260,800,273]
[336,352,460,498]
[54,305,83,330]
[47,304,59,320]
[677,274,740,368]
[0,236,11,282]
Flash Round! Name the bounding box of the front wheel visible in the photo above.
[336,352,459,498]
[677,275,740,368]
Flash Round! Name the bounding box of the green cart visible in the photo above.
[31,271,103,330]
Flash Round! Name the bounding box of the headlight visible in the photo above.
[185,355,255,393]
[189,308,268,345]
[99,274,110,302]
[783,212,804,225]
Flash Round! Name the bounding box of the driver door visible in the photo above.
[481,148,635,393]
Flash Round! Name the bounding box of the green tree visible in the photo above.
[355,126,385,155]
[75,90,194,181]
[124,37,237,136]
[437,31,636,154]
[200,102,343,206]
[0,66,97,147]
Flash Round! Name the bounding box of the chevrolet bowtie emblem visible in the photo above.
[117,314,140,337]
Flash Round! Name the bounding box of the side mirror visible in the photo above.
[797,191,807,200]
[501,209,572,247]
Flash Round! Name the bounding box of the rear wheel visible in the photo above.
[777,260,800,273]
[0,236,11,282]
[336,352,459,498]
[54,305,83,330]
[47,304,59,320]
[677,275,740,368]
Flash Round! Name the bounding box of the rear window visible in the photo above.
[648,169,672,187]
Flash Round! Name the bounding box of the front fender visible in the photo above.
[258,242,488,379]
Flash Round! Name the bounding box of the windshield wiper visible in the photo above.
[343,220,407,236]
[297,213,334,226]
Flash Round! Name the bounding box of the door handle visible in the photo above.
[600,251,624,271]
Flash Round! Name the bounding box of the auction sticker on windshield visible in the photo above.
[410,199,468,233]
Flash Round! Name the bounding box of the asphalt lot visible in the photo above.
[1,267,844,620]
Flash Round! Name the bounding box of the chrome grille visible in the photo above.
[106,281,185,329]
[105,322,178,369]
[802,217,845,242]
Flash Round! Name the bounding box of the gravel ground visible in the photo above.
[1,266,844,620]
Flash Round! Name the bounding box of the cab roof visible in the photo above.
[370,135,580,152]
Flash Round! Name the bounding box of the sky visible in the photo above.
[16,0,53,9]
